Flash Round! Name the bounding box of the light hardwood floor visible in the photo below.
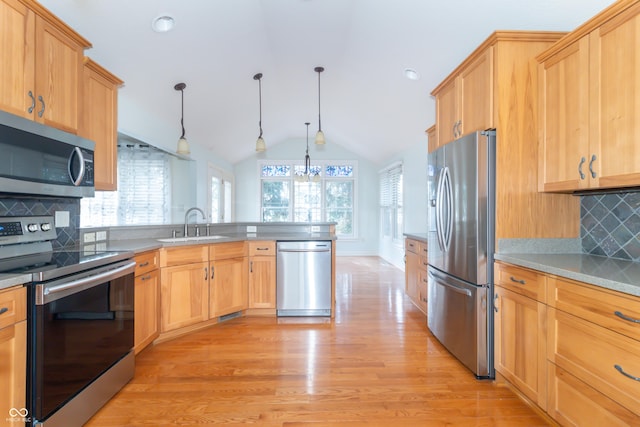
[86,256,549,426]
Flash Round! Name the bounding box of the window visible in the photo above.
[208,164,234,223]
[259,160,356,238]
[379,162,403,243]
[80,144,171,227]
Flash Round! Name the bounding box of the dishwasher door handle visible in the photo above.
[278,245,331,253]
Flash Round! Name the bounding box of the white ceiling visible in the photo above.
[39,0,613,165]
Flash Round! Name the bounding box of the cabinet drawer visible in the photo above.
[548,276,640,342]
[134,250,159,276]
[159,245,208,267]
[548,307,640,416]
[248,241,275,257]
[494,262,546,302]
[405,238,427,257]
[547,363,639,426]
[210,241,247,260]
[0,286,26,329]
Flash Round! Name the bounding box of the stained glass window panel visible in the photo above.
[261,165,291,177]
[325,165,354,177]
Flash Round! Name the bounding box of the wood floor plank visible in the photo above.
[85,256,548,426]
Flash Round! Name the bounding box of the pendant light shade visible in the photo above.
[254,73,266,152]
[174,82,190,155]
[314,66,325,145]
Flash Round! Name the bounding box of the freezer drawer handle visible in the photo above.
[435,278,472,297]
[614,364,640,382]
[614,310,640,324]
[0,307,8,316]
[509,276,526,285]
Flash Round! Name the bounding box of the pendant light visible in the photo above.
[314,66,325,145]
[174,82,190,155]
[254,73,266,152]
[296,122,320,183]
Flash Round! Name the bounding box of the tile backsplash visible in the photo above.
[0,197,80,248]
[581,192,640,261]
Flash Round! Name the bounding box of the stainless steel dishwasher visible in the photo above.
[276,241,332,316]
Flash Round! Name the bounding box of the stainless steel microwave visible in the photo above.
[0,110,95,198]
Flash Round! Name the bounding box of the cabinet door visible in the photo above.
[160,262,209,332]
[494,286,547,409]
[248,256,276,309]
[134,269,159,354]
[405,250,419,303]
[538,36,590,192]
[80,59,122,191]
[434,79,458,147]
[210,257,247,318]
[589,6,640,189]
[0,321,26,427]
[459,46,493,134]
[426,125,437,154]
[0,0,35,119]
[34,15,84,133]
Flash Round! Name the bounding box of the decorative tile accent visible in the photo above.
[581,193,640,262]
[0,197,80,249]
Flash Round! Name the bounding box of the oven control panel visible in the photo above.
[0,216,57,245]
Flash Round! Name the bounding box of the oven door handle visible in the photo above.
[37,261,136,304]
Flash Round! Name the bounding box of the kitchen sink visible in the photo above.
[157,235,227,243]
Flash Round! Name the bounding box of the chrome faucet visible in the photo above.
[184,207,206,237]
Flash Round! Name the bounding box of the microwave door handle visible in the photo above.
[67,147,85,186]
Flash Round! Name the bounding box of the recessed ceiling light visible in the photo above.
[152,15,175,33]
[404,68,420,81]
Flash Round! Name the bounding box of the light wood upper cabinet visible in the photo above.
[80,58,123,191]
[432,31,580,245]
[538,0,640,192]
[0,0,91,133]
[426,125,437,154]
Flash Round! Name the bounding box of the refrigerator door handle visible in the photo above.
[442,166,453,251]
[435,168,446,251]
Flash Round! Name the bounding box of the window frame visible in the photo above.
[257,159,358,239]
[379,161,403,246]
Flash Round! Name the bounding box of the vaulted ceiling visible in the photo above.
[39,0,613,165]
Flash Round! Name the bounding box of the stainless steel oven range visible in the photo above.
[0,216,135,427]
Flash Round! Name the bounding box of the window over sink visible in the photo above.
[258,160,357,238]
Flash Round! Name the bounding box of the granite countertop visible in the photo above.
[104,232,337,254]
[404,233,428,243]
[495,253,640,297]
[0,273,32,292]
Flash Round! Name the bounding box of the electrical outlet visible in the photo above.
[55,211,69,228]
[83,232,96,243]
[246,225,257,233]
[96,231,107,241]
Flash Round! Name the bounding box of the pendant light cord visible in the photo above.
[316,68,322,132]
[258,77,263,138]
[180,88,186,139]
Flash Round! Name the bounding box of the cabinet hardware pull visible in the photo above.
[0,307,8,316]
[493,294,499,312]
[250,261,253,273]
[422,297,427,302]
[138,261,149,268]
[614,364,640,382]
[422,278,428,283]
[509,276,526,285]
[28,91,36,113]
[141,274,152,281]
[422,261,428,267]
[38,95,45,117]
[211,267,215,280]
[257,247,269,251]
[614,310,640,324]
[578,157,586,180]
[452,122,457,138]
[204,267,208,280]
[589,154,597,178]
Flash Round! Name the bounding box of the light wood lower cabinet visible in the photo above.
[248,241,276,311]
[160,255,209,333]
[496,261,640,426]
[405,238,427,314]
[210,257,247,318]
[0,286,26,427]
[134,250,159,354]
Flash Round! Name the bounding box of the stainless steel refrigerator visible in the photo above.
[427,130,496,379]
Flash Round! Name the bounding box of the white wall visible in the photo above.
[234,138,379,256]
[378,139,429,269]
